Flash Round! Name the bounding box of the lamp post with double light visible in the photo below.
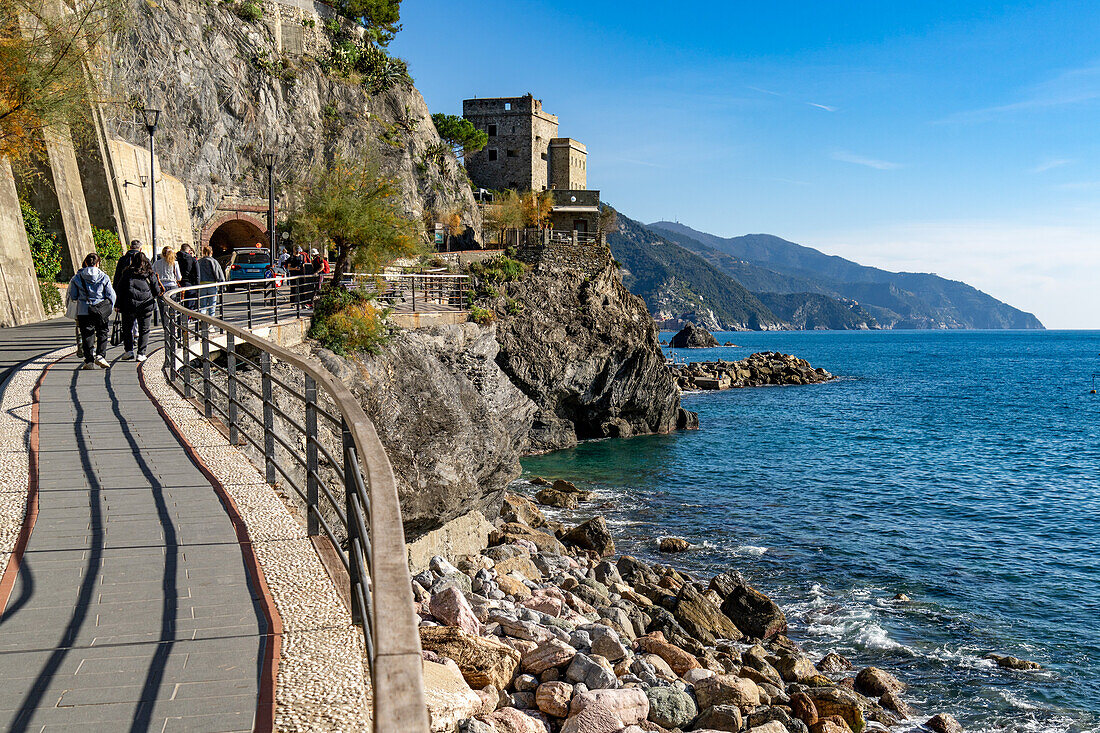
[141,106,161,254]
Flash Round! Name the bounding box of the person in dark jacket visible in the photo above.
[177,243,199,310]
[115,252,164,362]
[196,245,226,315]
[113,239,145,293]
[68,253,116,370]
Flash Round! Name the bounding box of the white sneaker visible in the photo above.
[94,356,110,369]
[81,362,96,370]
[136,354,147,363]
[121,351,135,361]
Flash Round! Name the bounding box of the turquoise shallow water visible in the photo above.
[519,330,1100,732]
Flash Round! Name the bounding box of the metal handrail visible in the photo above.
[159,275,428,731]
[342,272,471,312]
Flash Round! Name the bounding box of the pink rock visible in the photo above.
[524,595,565,617]
[480,706,550,733]
[568,688,649,725]
[429,587,481,636]
[521,639,577,674]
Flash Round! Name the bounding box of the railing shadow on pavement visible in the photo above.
[160,274,428,732]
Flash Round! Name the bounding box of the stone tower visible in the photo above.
[463,95,562,191]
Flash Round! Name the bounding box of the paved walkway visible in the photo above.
[0,328,270,731]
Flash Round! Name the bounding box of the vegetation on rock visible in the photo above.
[430,113,487,157]
[308,286,390,355]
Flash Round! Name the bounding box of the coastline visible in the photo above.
[413,471,954,733]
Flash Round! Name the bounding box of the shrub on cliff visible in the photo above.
[309,287,390,355]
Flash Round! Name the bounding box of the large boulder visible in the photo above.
[562,689,650,733]
[692,673,761,713]
[501,492,548,528]
[422,659,482,733]
[694,704,742,731]
[561,516,615,557]
[491,522,568,555]
[419,626,521,690]
[926,713,964,733]
[717,574,787,640]
[521,639,578,675]
[635,633,701,677]
[854,666,906,697]
[809,687,866,733]
[645,686,698,729]
[669,322,719,348]
[428,587,481,636]
[478,707,549,733]
[535,681,574,718]
[672,583,744,645]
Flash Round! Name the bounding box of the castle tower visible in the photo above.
[462,95,559,191]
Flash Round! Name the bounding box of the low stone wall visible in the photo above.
[514,241,611,278]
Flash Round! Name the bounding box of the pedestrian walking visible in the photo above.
[116,252,164,362]
[196,245,226,316]
[153,246,181,290]
[68,253,116,370]
[177,243,199,310]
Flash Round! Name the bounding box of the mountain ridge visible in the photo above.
[648,221,1043,330]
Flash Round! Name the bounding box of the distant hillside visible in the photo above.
[650,222,1043,329]
[607,214,782,331]
[756,293,878,331]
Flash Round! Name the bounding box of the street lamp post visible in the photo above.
[141,106,161,254]
[262,153,276,266]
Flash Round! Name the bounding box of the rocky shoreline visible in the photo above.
[669,353,834,392]
[414,479,967,733]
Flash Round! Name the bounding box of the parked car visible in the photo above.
[223,248,274,282]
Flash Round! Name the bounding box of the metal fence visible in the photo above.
[342,272,471,312]
[160,275,428,731]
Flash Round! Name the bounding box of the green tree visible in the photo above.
[430,113,487,157]
[334,0,401,45]
[287,156,424,285]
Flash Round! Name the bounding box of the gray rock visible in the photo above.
[645,686,698,729]
[589,627,628,662]
[694,704,742,731]
[565,652,617,689]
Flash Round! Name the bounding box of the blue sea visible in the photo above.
[519,330,1100,732]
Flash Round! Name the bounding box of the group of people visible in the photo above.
[277,245,330,304]
[66,240,228,370]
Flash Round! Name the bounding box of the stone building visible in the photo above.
[462,95,587,192]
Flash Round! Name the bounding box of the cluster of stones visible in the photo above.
[670,353,833,392]
[413,482,966,733]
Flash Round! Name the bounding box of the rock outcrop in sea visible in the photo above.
[415,487,935,733]
[669,323,720,349]
[671,353,834,391]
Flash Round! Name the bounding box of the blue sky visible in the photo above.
[392,1,1100,328]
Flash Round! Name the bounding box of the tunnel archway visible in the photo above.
[206,217,267,259]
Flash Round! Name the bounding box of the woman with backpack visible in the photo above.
[67,252,116,370]
[116,252,164,362]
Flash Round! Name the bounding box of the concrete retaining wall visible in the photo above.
[0,160,46,327]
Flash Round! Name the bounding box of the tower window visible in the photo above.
[505,102,512,110]
[488,124,497,137]
[487,149,498,161]
[507,150,518,158]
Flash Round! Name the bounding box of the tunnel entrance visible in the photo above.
[207,218,267,259]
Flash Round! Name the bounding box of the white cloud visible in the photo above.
[806,220,1100,328]
[1031,158,1073,173]
[807,102,837,112]
[939,62,1100,123]
[830,150,902,170]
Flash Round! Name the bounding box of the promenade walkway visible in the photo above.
[0,323,271,731]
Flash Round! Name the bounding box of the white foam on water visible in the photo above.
[1001,690,1040,711]
[735,545,768,556]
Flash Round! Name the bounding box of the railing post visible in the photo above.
[201,319,212,419]
[227,333,238,446]
[343,419,363,626]
[304,375,319,537]
[246,283,253,329]
[182,311,192,399]
[261,351,276,485]
[164,303,176,381]
[411,277,417,312]
[274,282,280,325]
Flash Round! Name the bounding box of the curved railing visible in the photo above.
[159,275,427,731]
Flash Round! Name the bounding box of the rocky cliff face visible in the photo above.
[100,0,478,232]
[492,258,696,453]
[316,324,535,540]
